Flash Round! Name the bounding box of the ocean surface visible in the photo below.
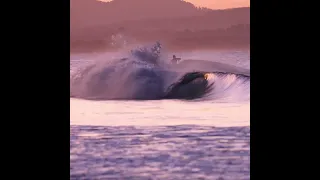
[70,48,250,180]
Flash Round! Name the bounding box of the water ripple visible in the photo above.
[70,125,250,180]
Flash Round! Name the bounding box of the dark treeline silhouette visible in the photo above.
[70,0,250,53]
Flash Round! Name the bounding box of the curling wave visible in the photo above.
[70,42,250,102]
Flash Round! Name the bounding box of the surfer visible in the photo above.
[171,55,181,64]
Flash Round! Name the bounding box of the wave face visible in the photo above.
[70,43,250,102]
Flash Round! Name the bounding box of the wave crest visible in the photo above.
[70,42,250,102]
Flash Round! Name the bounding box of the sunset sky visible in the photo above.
[185,0,249,9]
[100,0,250,9]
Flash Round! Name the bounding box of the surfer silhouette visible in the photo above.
[171,55,181,64]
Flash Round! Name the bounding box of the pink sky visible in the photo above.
[100,0,250,9]
[185,0,249,9]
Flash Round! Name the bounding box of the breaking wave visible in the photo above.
[70,42,250,102]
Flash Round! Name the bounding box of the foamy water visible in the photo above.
[70,99,249,127]
[70,49,250,180]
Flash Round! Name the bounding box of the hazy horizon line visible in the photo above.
[98,0,250,10]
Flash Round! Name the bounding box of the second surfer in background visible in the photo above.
[171,55,181,64]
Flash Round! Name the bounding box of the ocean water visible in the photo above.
[70,48,250,180]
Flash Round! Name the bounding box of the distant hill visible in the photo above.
[70,0,250,53]
[107,7,250,31]
[72,0,212,30]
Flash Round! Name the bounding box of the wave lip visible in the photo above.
[163,72,214,100]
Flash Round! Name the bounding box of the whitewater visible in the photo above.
[70,43,250,180]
